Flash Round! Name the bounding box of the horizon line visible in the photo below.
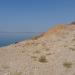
[0,31,44,33]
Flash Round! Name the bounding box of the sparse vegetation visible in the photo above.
[32,33,44,40]
[69,47,75,51]
[64,45,68,47]
[32,36,40,40]
[31,56,37,59]
[46,53,51,55]
[31,56,37,61]
[62,36,66,39]
[72,38,75,41]
[25,42,30,45]
[63,62,72,68]
[45,48,50,51]
[2,65,10,69]
[9,71,22,75]
[34,50,41,54]
[38,55,48,63]
[21,50,25,53]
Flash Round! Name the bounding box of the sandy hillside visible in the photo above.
[0,24,75,75]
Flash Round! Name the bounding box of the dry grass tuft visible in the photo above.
[38,55,48,63]
[33,50,41,54]
[69,47,75,51]
[72,38,75,41]
[46,53,51,55]
[63,62,72,68]
[32,33,44,40]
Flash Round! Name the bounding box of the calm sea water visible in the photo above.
[0,32,39,47]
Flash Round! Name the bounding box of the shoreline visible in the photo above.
[0,32,41,48]
[0,25,75,75]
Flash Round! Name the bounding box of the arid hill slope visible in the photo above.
[0,24,75,75]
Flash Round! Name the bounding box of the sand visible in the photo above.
[0,24,75,75]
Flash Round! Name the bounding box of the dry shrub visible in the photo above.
[63,62,72,68]
[38,55,48,63]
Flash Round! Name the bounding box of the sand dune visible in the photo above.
[0,24,75,75]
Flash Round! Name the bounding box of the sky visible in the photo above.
[0,0,75,32]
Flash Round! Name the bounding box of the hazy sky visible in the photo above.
[0,0,75,32]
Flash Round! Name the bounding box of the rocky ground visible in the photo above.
[0,24,75,75]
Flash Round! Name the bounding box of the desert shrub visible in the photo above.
[72,38,75,41]
[64,45,68,47]
[63,62,72,68]
[38,55,48,63]
[45,48,50,51]
[46,53,51,55]
[69,47,75,51]
[33,50,41,54]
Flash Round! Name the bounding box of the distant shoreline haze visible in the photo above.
[0,32,39,47]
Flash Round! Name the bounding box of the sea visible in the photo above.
[0,32,39,47]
